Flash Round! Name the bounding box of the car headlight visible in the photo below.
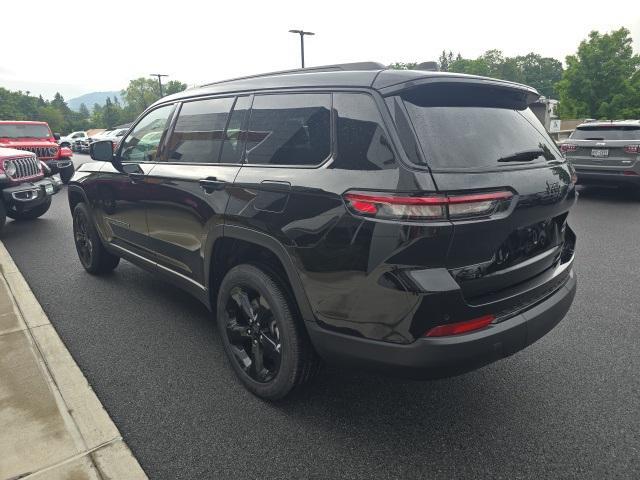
[4,161,17,177]
[48,146,59,156]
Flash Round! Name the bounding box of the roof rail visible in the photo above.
[200,62,386,87]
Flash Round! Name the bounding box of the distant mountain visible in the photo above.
[68,91,122,111]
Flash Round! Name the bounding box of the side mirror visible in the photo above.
[90,140,115,162]
[53,133,61,140]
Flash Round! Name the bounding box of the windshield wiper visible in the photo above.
[498,148,547,163]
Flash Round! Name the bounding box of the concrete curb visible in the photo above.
[0,240,147,480]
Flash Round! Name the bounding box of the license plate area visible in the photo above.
[591,149,609,158]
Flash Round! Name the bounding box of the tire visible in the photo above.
[6,197,51,220]
[60,163,75,184]
[72,202,120,274]
[0,201,6,233]
[217,264,320,400]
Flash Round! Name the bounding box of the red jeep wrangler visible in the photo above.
[0,121,75,184]
[0,147,61,232]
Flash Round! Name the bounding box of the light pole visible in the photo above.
[150,73,168,96]
[288,29,314,68]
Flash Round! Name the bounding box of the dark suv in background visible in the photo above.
[70,62,577,399]
[561,120,640,189]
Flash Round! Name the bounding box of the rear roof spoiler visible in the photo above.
[375,72,540,106]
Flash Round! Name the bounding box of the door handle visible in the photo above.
[199,177,227,193]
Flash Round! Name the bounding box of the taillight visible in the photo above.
[560,143,577,153]
[424,314,496,337]
[343,191,513,221]
[624,145,639,154]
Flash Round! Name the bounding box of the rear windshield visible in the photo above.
[570,126,640,140]
[401,85,560,170]
[0,124,51,139]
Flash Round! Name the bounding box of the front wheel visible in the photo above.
[217,264,320,400]
[60,163,75,184]
[6,197,51,220]
[73,202,120,274]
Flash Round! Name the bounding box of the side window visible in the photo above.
[167,97,233,163]
[245,93,331,166]
[219,96,251,164]
[333,93,396,170]
[120,104,174,162]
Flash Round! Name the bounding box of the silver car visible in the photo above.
[561,120,640,189]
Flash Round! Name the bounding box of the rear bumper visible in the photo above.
[574,168,640,185]
[307,269,577,379]
[2,178,61,208]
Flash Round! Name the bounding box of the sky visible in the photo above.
[2,0,639,101]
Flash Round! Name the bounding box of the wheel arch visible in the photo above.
[67,184,89,214]
[208,226,316,324]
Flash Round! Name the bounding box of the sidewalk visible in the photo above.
[0,241,147,480]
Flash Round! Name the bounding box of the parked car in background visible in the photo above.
[0,121,75,184]
[561,120,640,190]
[79,127,128,153]
[72,63,577,400]
[58,131,88,151]
[0,147,62,232]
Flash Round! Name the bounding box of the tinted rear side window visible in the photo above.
[245,93,331,166]
[333,93,395,170]
[403,86,559,170]
[220,96,251,164]
[570,127,640,140]
[167,97,233,163]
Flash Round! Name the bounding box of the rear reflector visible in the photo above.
[424,314,496,337]
[624,145,639,154]
[344,191,512,221]
[560,143,577,153]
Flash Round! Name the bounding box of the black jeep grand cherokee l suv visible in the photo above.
[71,62,577,399]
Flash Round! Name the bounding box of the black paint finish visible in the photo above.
[69,69,577,376]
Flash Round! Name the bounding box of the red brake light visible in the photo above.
[560,143,577,153]
[344,191,512,221]
[624,145,639,154]
[424,314,496,337]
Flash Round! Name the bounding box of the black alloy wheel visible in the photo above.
[217,264,320,400]
[72,203,120,274]
[73,209,93,268]
[224,285,282,383]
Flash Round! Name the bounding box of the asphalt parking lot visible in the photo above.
[2,155,639,479]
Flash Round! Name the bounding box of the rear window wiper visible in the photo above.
[497,148,547,163]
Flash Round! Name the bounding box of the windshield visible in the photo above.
[570,126,640,141]
[403,103,559,170]
[0,124,51,139]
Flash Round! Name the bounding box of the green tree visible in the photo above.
[120,77,188,122]
[515,53,563,98]
[438,50,455,72]
[121,78,160,114]
[102,97,120,128]
[164,80,187,96]
[388,62,418,70]
[90,103,104,128]
[78,103,90,120]
[556,28,640,118]
[36,105,65,132]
